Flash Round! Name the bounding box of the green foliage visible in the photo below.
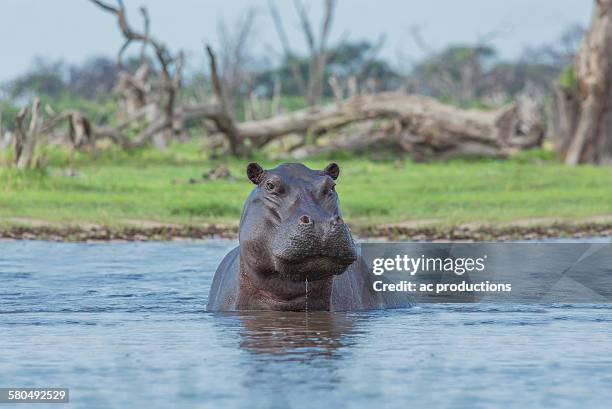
[413,45,495,78]
[436,96,494,110]
[408,42,569,106]
[41,93,118,123]
[510,148,557,164]
[0,101,20,131]
[558,65,578,90]
[5,59,66,100]
[4,56,122,101]
[277,95,313,112]
[253,40,400,98]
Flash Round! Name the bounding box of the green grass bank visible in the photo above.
[1,144,612,239]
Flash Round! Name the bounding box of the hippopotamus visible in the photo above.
[207,162,408,311]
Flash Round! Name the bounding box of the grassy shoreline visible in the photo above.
[2,145,612,240]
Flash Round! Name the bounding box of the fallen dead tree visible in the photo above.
[226,92,544,158]
[38,90,543,159]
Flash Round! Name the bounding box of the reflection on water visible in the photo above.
[212,311,370,408]
[1,240,612,409]
[230,311,361,359]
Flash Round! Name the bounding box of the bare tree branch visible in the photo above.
[89,0,184,148]
[318,0,336,51]
[206,45,241,155]
[268,0,339,107]
[89,0,119,14]
[291,0,338,106]
[139,6,150,64]
[268,0,307,94]
[216,9,257,112]
[294,0,316,53]
[408,24,433,56]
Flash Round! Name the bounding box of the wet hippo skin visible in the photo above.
[207,162,409,311]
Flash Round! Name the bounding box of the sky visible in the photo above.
[0,0,594,82]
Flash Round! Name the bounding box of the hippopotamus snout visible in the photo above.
[271,213,357,281]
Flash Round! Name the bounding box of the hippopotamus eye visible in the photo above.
[322,183,336,196]
[263,176,283,194]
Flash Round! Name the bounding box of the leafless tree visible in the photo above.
[550,0,612,164]
[269,0,337,107]
[216,10,257,113]
[90,0,185,148]
[205,45,242,155]
[405,25,497,103]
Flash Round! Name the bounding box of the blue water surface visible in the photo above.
[1,240,612,409]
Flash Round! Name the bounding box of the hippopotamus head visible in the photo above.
[239,162,357,282]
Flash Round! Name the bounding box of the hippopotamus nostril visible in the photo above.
[331,215,343,226]
[300,215,312,225]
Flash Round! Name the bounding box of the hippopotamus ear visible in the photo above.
[247,162,265,184]
[323,163,340,180]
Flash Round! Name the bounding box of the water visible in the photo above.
[1,240,612,409]
[305,277,308,312]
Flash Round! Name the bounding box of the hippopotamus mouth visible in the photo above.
[271,223,358,281]
[272,252,358,281]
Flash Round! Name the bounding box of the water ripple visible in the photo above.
[0,239,611,409]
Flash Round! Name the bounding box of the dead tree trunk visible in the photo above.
[549,0,612,164]
[14,98,42,169]
[227,92,543,158]
[206,45,243,156]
